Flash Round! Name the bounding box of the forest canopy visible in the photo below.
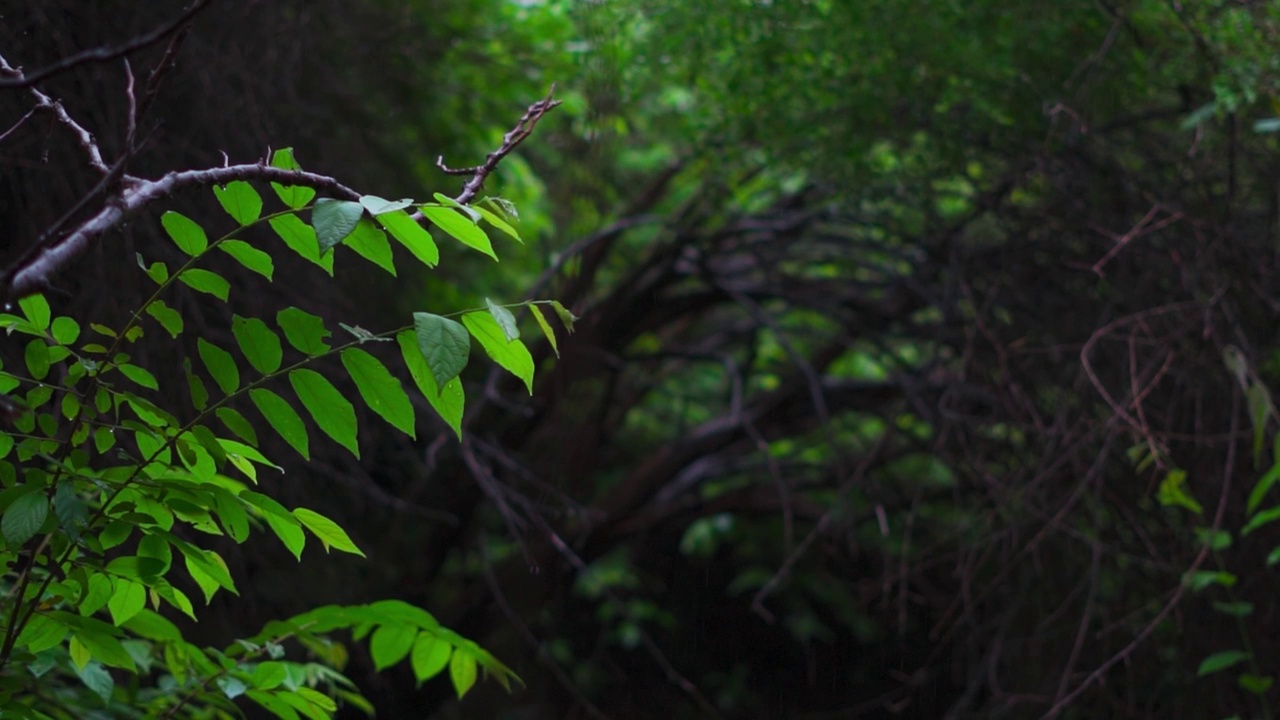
[2,1,1280,718]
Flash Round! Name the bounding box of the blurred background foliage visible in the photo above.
[5,0,1280,717]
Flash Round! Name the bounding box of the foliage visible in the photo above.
[0,150,571,716]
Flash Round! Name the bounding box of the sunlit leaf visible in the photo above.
[289,369,359,458]
[249,389,310,460]
[397,330,464,440]
[276,307,330,355]
[219,240,275,280]
[411,632,452,684]
[342,217,397,276]
[232,315,283,374]
[370,624,415,670]
[161,211,208,256]
[341,348,415,437]
[269,148,317,209]
[268,215,333,275]
[198,339,240,396]
[462,311,534,394]
[177,269,230,301]
[293,507,364,556]
[422,205,496,260]
[376,210,438,268]
[214,181,263,225]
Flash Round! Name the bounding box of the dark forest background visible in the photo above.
[4,0,1280,717]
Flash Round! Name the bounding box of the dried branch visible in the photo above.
[437,86,562,204]
[0,0,213,89]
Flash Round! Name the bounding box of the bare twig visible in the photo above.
[478,544,612,720]
[0,0,213,89]
[438,86,562,204]
[1040,391,1239,718]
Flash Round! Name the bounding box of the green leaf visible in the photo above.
[370,624,415,671]
[107,578,146,626]
[249,389,310,460]
[1241,674,1275,695]
[375,210,438,268]
[473,201,522,244]
[277,307,330,355]
[118,364,158,390]
[411,633,452,684]
[142,258,168,285]
[1156,470,1202,515]
[17,613,68,653]
[25,339,50,380]
[293,507,364,556]
[550,301,577,333]
[248,689,302,720]
[177,268,230,301]
[397,330,464,440]
[210,487,250,542]
[216,407,259,446]
[1248,437,1280,514]
[76,660,115,703]
[289,369,359,458]
[51,316,79,344]
[175,541,237,598]
[19,293,50,330]
[198,339,240,396]
[1268,546,1280,566]
[462,311,534,394]
[1185,570,1237,591]
[412,313,470,389]
[161,211,208,256]
[3,489,48,546]
[312,199,365,253]
[422,205,496,260]
[359,195,414,215]
[214,181,263,225]
[122,609,181,642]
[485,298,519,341]
[242,491,306,560]
[233,315,283,374]
[145,299,183,338]
[184,358,209,411]
[1212,601,1254,617]
[80,573,113,615]
[268,215,334,275]
[532,305,560,357]
[69,635,91,670]
[269,148,317,209]
[53,482,87,538]
[75,629,135,671]
[1242,505,1280,536]
[219,240,275,280]
[449,647,478,698]
[341,347,415,438]
[343,217,397,275]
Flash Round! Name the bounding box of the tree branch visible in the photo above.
[0,164,358,301]
[0,0,213,89]
[437,86,562,204]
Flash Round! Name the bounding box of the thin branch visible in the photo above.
[0,164,359,301]
[1040,391,1239,718]
[0,0,214,89]
[478,544,612,720]
[438,86,562,204]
